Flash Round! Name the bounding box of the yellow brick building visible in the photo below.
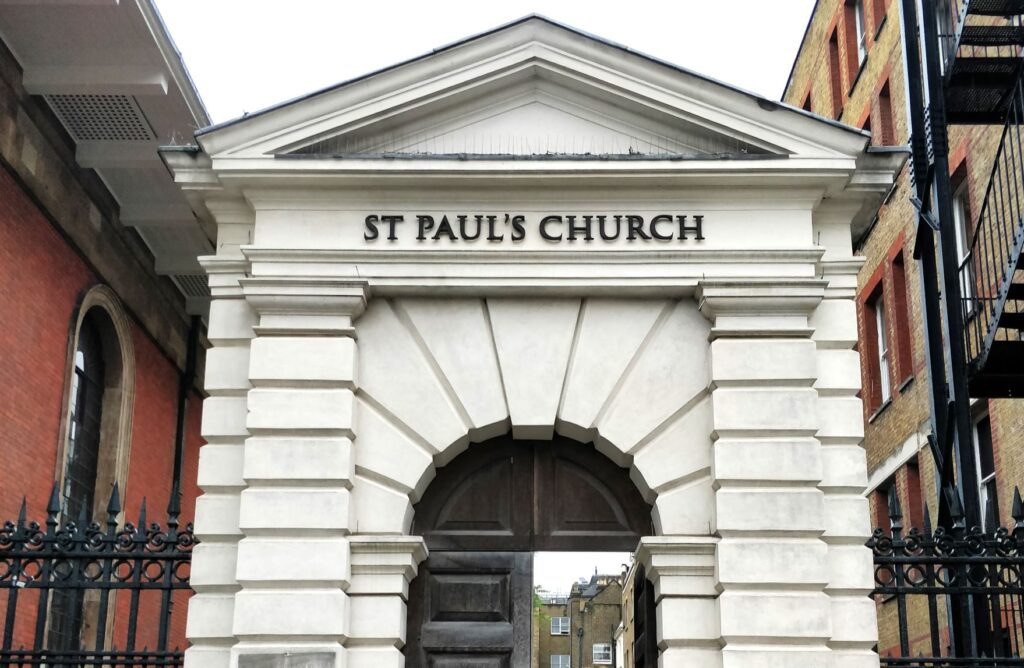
[785,0,1024,658]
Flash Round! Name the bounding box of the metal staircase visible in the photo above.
[945,0,1024,396]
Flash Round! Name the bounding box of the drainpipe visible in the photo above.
[170,315,200,511]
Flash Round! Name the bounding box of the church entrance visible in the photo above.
[404,436,653,667]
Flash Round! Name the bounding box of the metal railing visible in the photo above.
[0,485,196,668]
[958,72,1024,373]
[870,486,1024,665]
[939,0,1024,78]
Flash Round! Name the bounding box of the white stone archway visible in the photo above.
[351,296,713,537]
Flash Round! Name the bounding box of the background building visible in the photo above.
[784,0,1024,659]
[0,0,209,657]
[533,575,623,668]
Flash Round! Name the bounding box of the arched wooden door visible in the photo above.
[405,436,652,668]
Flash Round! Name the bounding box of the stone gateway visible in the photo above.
[164,16,904,668]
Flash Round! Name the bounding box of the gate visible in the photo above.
[869,487,1024,665]
[0,484,196,668]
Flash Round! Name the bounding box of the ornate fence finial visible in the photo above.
[1013,486,1024,533]
[945,487,966,532]
[923,501,933,537]
[16,498,26,530]
[46,482,60,520]
[888,486,903,532]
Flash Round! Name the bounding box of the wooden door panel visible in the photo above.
[406,552,531,668]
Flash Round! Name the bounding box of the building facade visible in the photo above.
[0,0,209,655]
[165,16,903,668]
[534,576,623,668]
[783,0,1024,658]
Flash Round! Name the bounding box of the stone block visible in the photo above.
[397,298,509,438]
[201,396,249,440]
[354,397,434,498]
[815,349,862,394]
[819,444,868,491]
[487,298,580,439]
[208,299,257,342]
[716,538,828,587]
[712,388,818,435]
[348,595,407,642]
[357,300,468,453]
[186,593,235,640]
[823,494,871,539]
[346,648,403,668]
[249,336,355,387]
[719,591,831,640]
[194,494,242,538]
[236,537,350,586]
[244,437,354,485]
[716,488,824,535]
[652,477,715,535]
[247,388,354,433]
[631,397,712,500]
[190,542,239,589]
[830,596,879,643]
[711,338,816,385]
[352,475,414,535]
[810,299,858,348]
[559,298,668,436]
[658,597,720,643]
[599,301,710,453]
[239,488,352,532]
[197,444,245,490]
[205,344,252,393]
[713,438,822,485]
[817,396,865,442]
[233,589,348,637]
[826,544,875,592]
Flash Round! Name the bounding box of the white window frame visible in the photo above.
[874,294,892,404]
[550,655,570,668]
[952,181,975,308]
[855,0,868,65]
[550,616,569,635]
[593,643,613,665]
[972,414,997,528]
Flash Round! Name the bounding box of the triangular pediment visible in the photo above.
[286,78,772,159]
[195,16,869,162]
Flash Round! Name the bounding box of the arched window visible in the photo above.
[48,286,135,651]
[62,312,106,523]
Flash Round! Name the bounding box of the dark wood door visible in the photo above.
[405,551,532,668]
[406,436,653,666]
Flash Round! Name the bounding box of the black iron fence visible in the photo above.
[870,486,1024,666]
[0,485,196,668]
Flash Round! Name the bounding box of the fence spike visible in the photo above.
[923,502,933,536]
[1013,487,1024,531]
[985,496,998,532]
[888,486,903,523]
[947,488,966,530]
[16,498,26,529]
[46,482,61,516]
[167,481,181,520]
[107,483,122,519]
[138,498,148,529]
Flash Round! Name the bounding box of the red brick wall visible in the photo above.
[0,163,202,649]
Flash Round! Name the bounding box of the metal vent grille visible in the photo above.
[45,94,155,141]
[172,274,210,299]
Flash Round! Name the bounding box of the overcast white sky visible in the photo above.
[153,0,817,124]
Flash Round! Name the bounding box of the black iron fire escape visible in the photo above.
[898,0,1024,660]
[943,0,1024,398]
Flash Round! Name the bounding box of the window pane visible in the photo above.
[875,298,891,402]
[975,417,995,478]
[594,643,613,663]
[551,656,570,668]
